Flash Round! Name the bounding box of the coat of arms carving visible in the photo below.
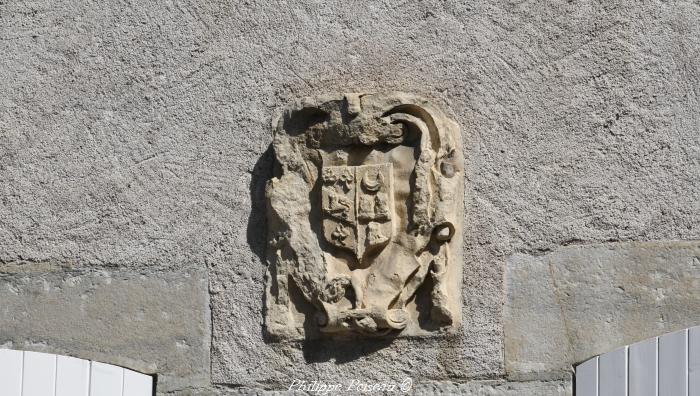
[321,164,394,260]
[265,93,463,339]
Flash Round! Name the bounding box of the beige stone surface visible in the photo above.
[505,240,700,379]
[413,379,572,395]
[265,93,463,339]
[0,267,210,392]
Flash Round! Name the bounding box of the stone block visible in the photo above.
[0,267,210,392]
[505,240,700,379]
[265,93,464,339]
[412,379,571,395]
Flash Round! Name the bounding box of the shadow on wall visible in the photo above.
[246,144,273,266]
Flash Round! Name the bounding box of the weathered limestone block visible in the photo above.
[505,240,700,380]
[265,92,463,339]
[413,379,572,395]
[0,268,210,393]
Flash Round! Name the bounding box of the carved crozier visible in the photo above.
[265,92,463,339]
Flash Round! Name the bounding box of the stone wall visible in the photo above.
[1,0,698,395]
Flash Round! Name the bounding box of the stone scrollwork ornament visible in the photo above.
[265,93,463,339]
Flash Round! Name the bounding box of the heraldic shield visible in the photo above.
[321,164,394,261]
[265,93,464,339]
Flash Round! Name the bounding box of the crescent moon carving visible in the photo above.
[362,171,384,192]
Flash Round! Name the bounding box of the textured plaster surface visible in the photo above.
[1,0,699,393]
[505,240,700,380]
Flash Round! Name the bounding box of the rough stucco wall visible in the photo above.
[1,0,699,395]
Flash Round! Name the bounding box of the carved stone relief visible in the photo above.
[265,92,463,339]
